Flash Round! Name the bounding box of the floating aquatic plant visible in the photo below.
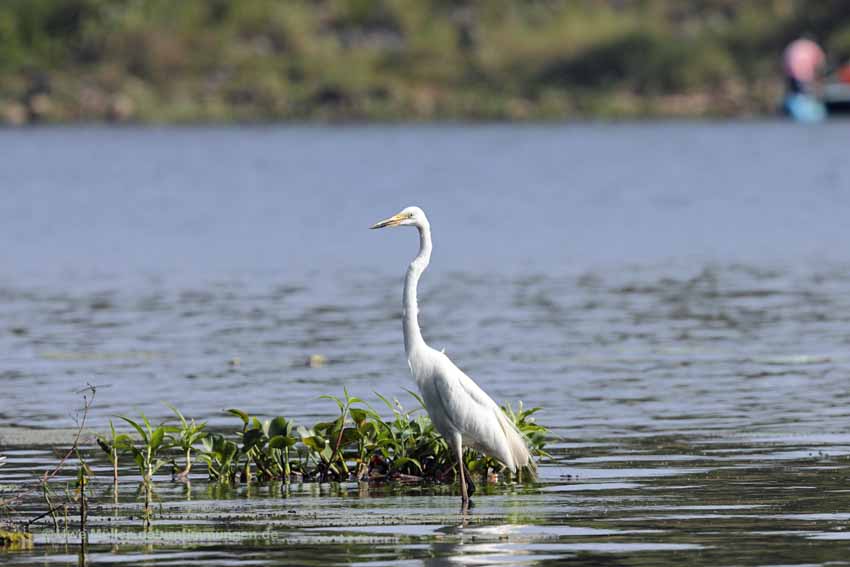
[197,433,238,483]
[202,390,547,486]
[167,405,207,479]
[96,391,549,489]
[237,415,302,486]
[8,390,548,535]
[118,413,175,484]
[368,391,452,481]
[96,419,132,482]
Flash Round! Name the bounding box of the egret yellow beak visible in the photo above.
[370,212,409,229]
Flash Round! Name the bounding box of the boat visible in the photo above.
[823,77,850,114]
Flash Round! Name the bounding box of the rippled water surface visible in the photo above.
[2,123,850,565]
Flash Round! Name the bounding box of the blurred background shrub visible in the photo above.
[1,0,849,123]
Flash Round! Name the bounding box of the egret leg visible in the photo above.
[462,461,476,496]
[456,443,469,505]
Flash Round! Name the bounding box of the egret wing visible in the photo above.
[431,351,518,468]
[436,351,500,411]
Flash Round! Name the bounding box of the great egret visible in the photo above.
[370,206,533,504]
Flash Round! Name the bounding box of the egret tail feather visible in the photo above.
[496,409,535,477]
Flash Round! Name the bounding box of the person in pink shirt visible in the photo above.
[783,37,826,95]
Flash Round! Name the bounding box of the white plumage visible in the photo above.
[371,206,532,504]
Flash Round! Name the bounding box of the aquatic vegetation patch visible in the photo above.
[1,388,548,535]
[190,389,549,486]
[88,389,549,487]
[116,413,175,484]
[167,405,207,480]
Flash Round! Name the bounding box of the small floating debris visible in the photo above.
[306,354,327,368]
[755,354,832,365]
[228,357,241,367]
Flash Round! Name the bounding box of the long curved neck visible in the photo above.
[403,221,432,355]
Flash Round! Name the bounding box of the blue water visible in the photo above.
[2,122,848,280]
[4,122,850,566]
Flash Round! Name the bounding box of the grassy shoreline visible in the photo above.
[2,1,847,124]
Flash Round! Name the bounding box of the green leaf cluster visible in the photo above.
[96,419,133,481]
[167,404,207,477]
[117,413,176,483]
[96,391,550,489]
[197,390,549,486]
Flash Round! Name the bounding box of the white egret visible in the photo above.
[370,206,533,504]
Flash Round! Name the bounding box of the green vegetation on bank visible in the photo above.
[1,0,850,123]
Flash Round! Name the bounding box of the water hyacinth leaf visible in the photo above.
[150,428,165,452]
[167,403,188,428]
[242,428,266,450]
[349,408,369,425]
[467,458,487,473]
[403,388,426,410]
[522,406,542,418]
[268,417,291,438]
[393,456,422,472]
[118,416,148,444]
[320,394,344,412]
[269,435,296,449]
[226,408,249,426]
[115,434,133,448]
[313,421,336,435]
[375,392,394,413]
[357,420,378,438]
[261,419,271,437]
[189,428,207,444]
[296,425,312,438]
[222,440,238,462]
[141,414,153,434]
[339,427,360,447]
[302,435,326,453]
[201,434,217,453]
[320,445,333,462]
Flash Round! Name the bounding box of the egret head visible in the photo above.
[370,206,427,230]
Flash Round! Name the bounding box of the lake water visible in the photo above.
[2,122,850,565]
